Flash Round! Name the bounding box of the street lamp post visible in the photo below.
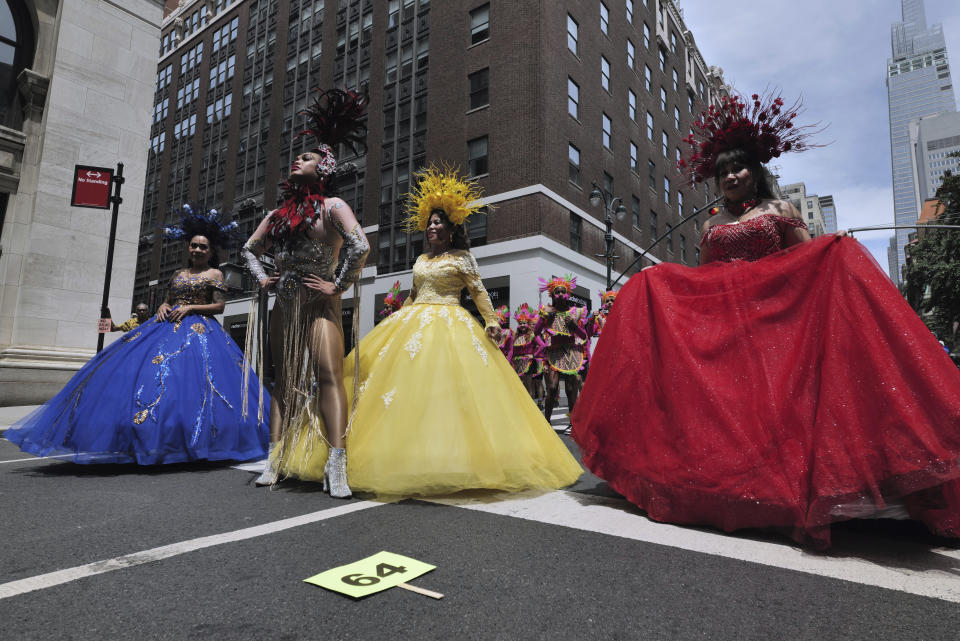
[589,182,627,290]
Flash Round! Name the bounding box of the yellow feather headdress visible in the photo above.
[404,164,485,232]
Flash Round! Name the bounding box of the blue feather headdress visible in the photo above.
[163,204,242,247]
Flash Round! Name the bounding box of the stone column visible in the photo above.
[0,0,164,405]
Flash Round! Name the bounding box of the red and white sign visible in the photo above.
[97,318,112,334]
[71,165,114,209]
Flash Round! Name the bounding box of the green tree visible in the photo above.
[902,154,960,350]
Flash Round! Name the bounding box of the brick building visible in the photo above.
[139,0,727,341]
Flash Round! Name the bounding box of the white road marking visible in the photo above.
[0,455,72,465]
[427,490,960,604]
[0,500,386,600]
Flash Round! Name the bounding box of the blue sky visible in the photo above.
[675,0,960,271]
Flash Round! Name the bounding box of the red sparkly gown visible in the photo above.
[571,213,960,548]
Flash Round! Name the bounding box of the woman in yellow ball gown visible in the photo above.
[279,166,582,496]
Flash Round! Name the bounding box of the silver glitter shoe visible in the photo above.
[254,444,278,486]
[324,448,352,498]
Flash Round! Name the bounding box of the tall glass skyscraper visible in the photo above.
[886,0,955,283]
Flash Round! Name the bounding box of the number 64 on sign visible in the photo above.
[303,551,438,599]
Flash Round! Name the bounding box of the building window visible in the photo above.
[602,113,611,149]
[628,89,637,121]
[670,31,678,53]
[632,195,640,228]
[660,86,667,111]
[568,77,579,119]
[469,68,489,110]
[646,111,654,140]
[600,2,609,35]
[630,141,639,172]
[643,22,650,48]
[645,65,652,92]
[659,48,667,72]
[674,106,681,130]
[648,160,656,191]
[470,4,490,45]
[662,131,669,157]
[603,171,614,202]
[468,136,488,176]
[601,56,610,91]
[666,223,673,252]
[664,176,671,203]
[567,14,578,55]
[569,143,581,185]
[570,213,582,251]
[627,39,635,68]
[649,209,657,238]
[626,0,634,22]
[688,93,695,113]
[680,234,686,262]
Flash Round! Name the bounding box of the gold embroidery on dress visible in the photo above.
[133,409,149,424]
[191,322,206,334]
[122,332,141,343]
[152,355,164,364]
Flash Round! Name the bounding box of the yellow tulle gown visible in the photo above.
[278,249,583,496]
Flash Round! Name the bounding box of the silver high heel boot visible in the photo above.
[254,444,278,486]
[324,448,352,498]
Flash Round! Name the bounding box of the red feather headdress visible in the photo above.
[678,91,819,184]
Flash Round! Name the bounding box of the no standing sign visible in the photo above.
[71,165,114,209]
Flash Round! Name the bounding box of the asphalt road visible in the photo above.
[3,431,960,641]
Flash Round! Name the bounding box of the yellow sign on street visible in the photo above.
[304,551,437,599]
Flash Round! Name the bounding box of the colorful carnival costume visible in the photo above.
[510,304,544,378]
[494,305,513,360]
[571,92,960,548]
[534,277,589,376]
[586,290,617,339]
[6,208,269,464]
[277,166,582,496]
[241,89,370,495]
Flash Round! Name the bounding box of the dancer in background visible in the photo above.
[494,305,513,361]
[535,276,588,425]
[277,165,581,496]
[572,92,960,548]
[241,89,370,495]
[586,290,617,341]
[6,206,269,464]
[511,303,543,405]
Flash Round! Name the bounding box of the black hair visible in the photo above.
[713,148,776,200]
[429,209,470,250]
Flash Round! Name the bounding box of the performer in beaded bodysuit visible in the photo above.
[535,275,588,424]
[240,89,370,496]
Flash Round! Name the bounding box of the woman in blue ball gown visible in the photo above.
[4,207,270,464]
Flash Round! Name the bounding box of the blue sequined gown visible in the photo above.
[4,272,270,464]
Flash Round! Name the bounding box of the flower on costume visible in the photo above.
[678,90,820,184]
[380,280,406,318]
[404,164,485,232]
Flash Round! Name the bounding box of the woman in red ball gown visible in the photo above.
[571,94,960,548]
